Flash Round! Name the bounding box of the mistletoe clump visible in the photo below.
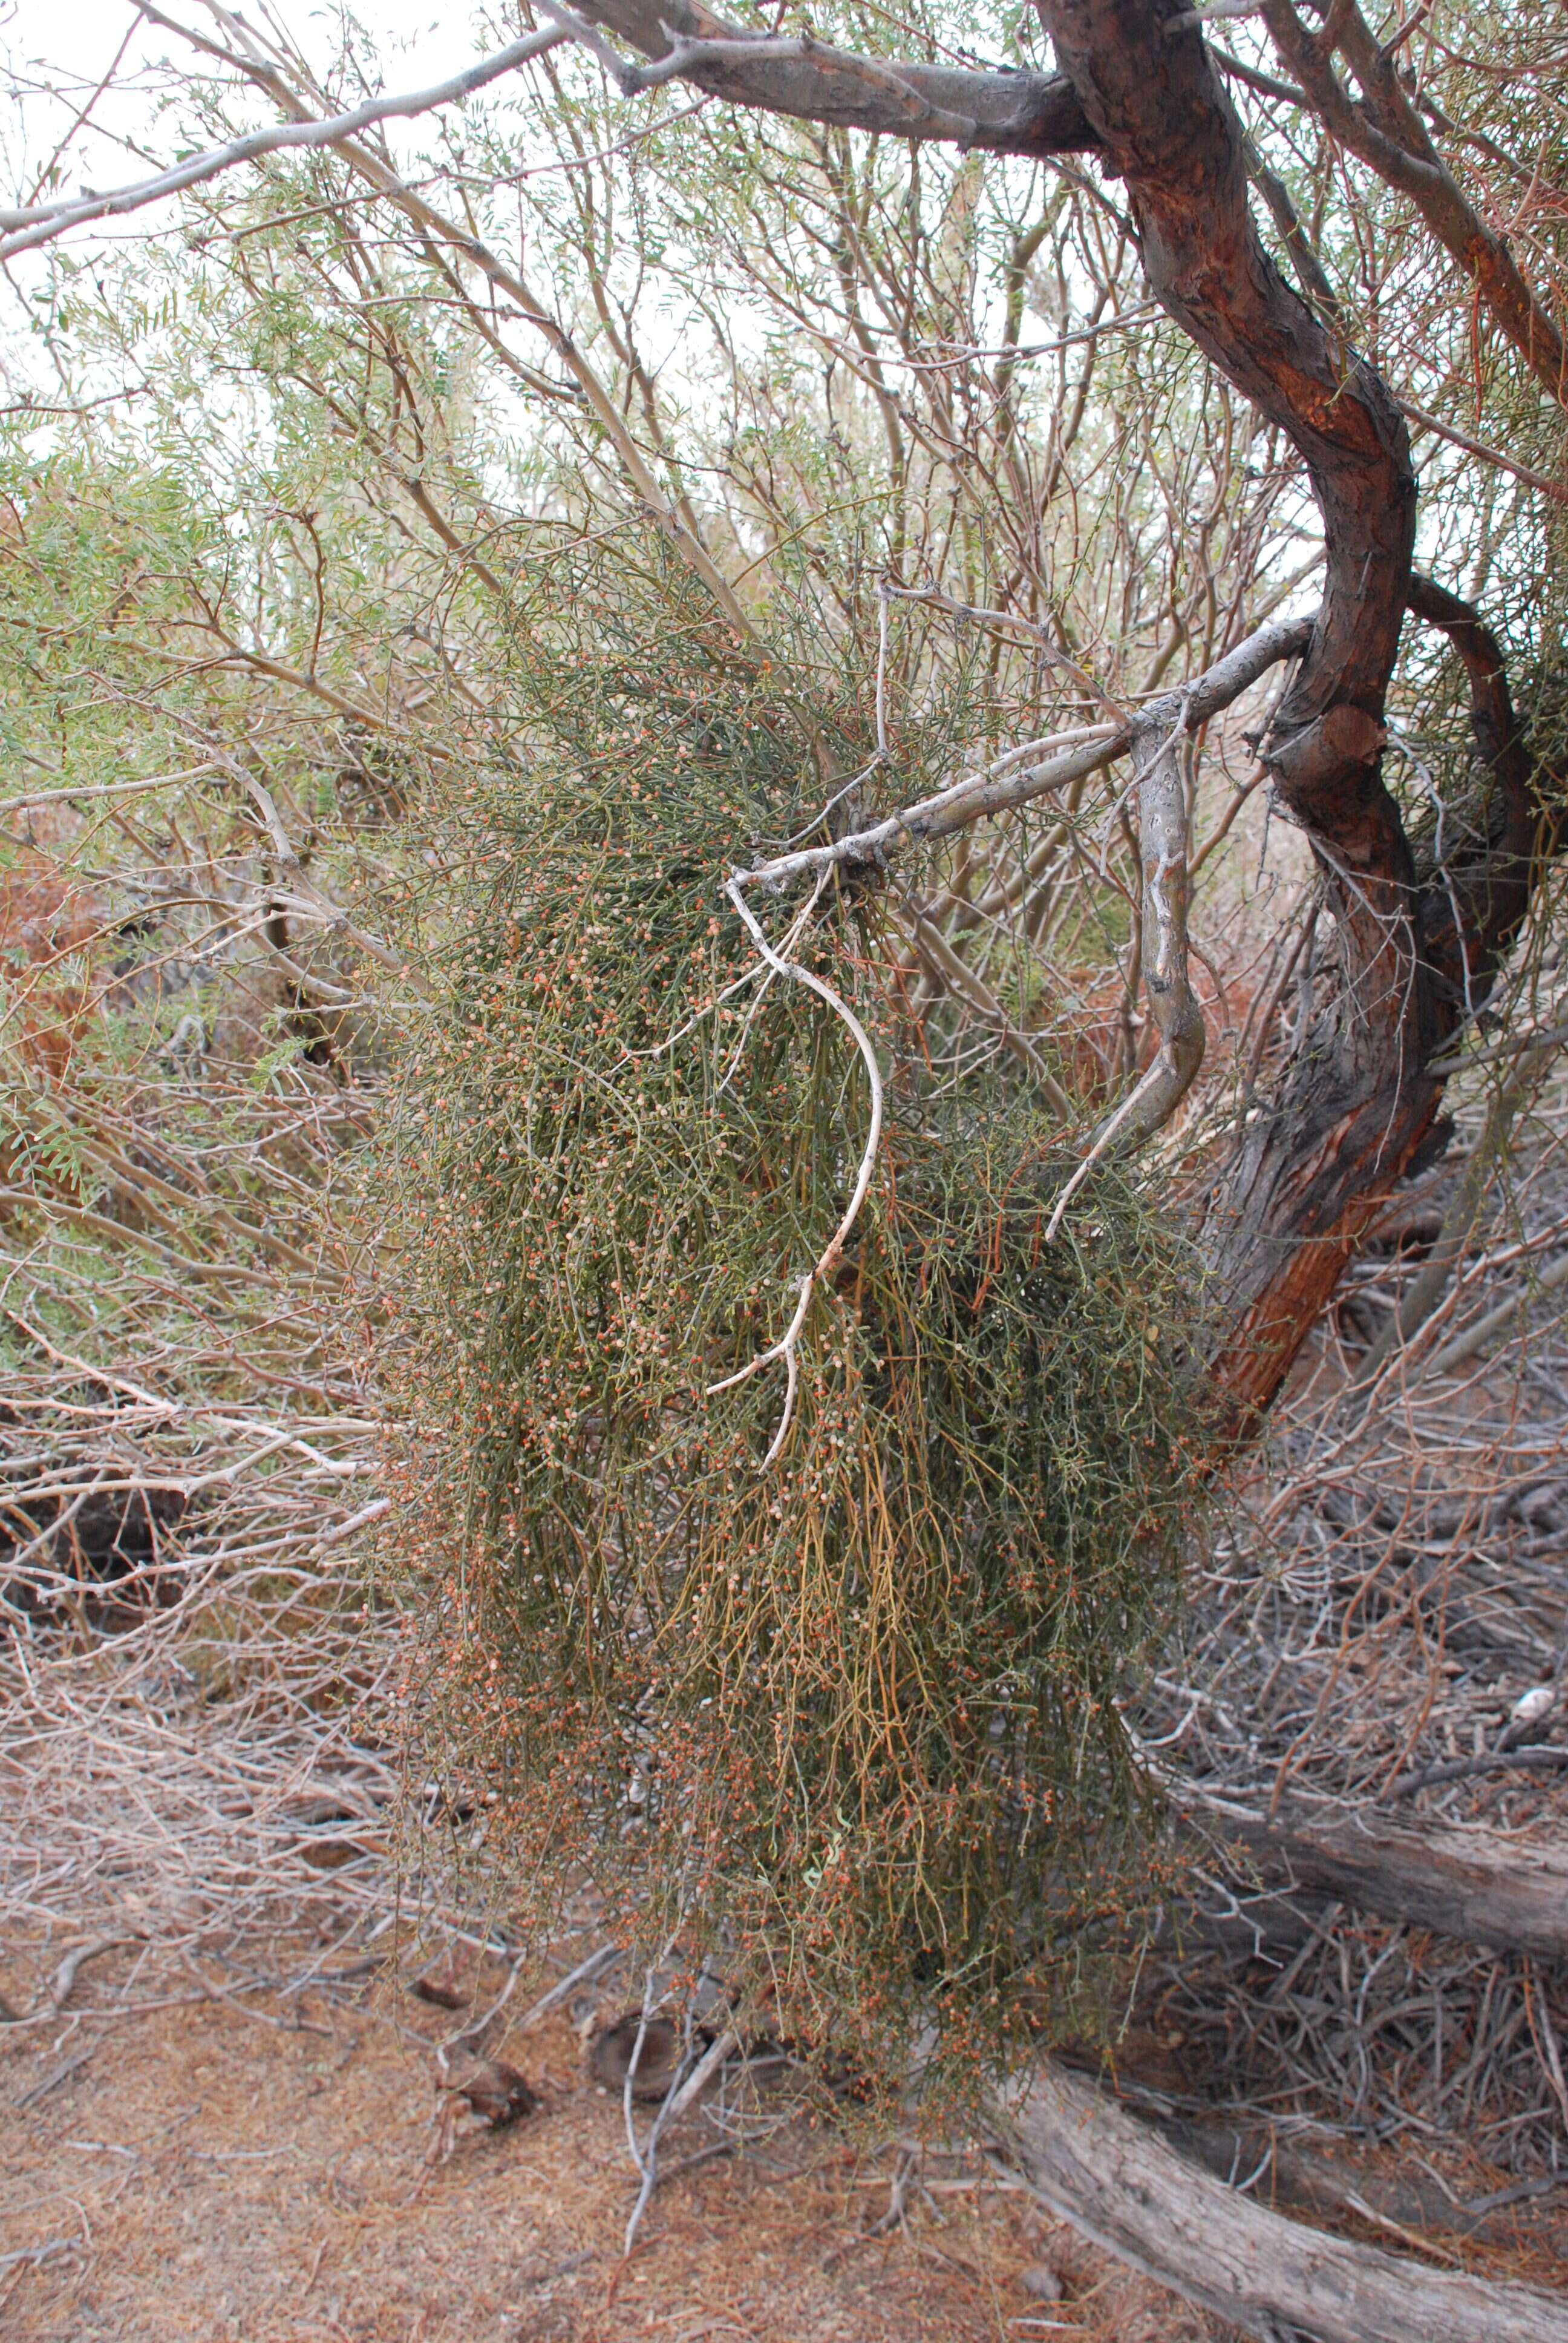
[394,545,1207,2106]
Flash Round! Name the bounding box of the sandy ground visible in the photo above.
[0,1942,1221,2343]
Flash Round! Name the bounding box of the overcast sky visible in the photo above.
[1,0,493,195]
[3,0,465,74]
[0,1,536,408]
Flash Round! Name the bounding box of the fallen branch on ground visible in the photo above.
[1000,2059,1568,2343]
[1219,1801,1568,1961]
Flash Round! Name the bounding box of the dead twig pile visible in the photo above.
[1129,1061,1568,2190]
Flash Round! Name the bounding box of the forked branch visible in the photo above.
[736,612,1310,893]
[706,877,884,1469]
[1260,0,1568,404]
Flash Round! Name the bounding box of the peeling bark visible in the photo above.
[1002,2060,1568,2343]
[1030,0,1431,1414]
[1120,712,1207,1142]
[1209,569,1547,1415]
[1223,1800,1568,1964]
[559,0,1560,1415]
[1025,0,1558,1416]
[566,0,1098,157]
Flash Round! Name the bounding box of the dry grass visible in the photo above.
[0,1936,1221,2343]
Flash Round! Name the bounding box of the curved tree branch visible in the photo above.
[1209,571,1555,1411]
[1405,569,1544,1007]
[0,24,571,261]
[1260,0,1568,405]
[1032,0,1432,1412]
[1002,2058,1568,2343]
[559,0,1099,157]
[734,610,1310,888]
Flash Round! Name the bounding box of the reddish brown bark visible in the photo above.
[1261,0,1568,405]
[1209,569,1545,1415]
[1030,0,1555,1416]
[572,0,1558,1418]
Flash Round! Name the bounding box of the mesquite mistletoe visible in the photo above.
[559,0,1554,1420]
[16,8,1567,2334]
[15,0,1553,1420]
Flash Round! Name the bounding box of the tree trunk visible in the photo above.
[1032,0,1546,1420]
[567,2,1557,1416]
[1222,1800,1568,1963]
[1001,2059,1568,2343]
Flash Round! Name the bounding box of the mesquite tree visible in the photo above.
[5,5,1567,2333]
[6,1,1559,1409]
[543,0,1562,1414]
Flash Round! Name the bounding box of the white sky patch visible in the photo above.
[0,0,504,200]
[0,1,555,413]
[0,0,1341,603]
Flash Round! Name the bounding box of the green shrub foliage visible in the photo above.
[398,543,1206,2096]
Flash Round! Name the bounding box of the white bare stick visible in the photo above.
[623,965,763,1063]
[514,1942,622,2031]
[0,27,572,260]
[619,882,823,1085]
[716,880,828,1090]
[737,728,1124,893]
[1042,709,1207,1237]
[457,1939,620,2056]
[707,879,884,1469]
[1042,1060,1165,1244]
[617,1941,690,2261]
[737,612,1314,894]
[661,2025,741,2123]
[46,1934,133,2013]
[0,761,223,813]
[771,753,884,850]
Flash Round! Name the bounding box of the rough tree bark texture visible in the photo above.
[576,0,1553,1417]
[1004,2060,1568,2343]
[1031,0,1539,1418]
[1232,1801,1568,1963]
[546,14,1564,2327]
[560,0,1099,154]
